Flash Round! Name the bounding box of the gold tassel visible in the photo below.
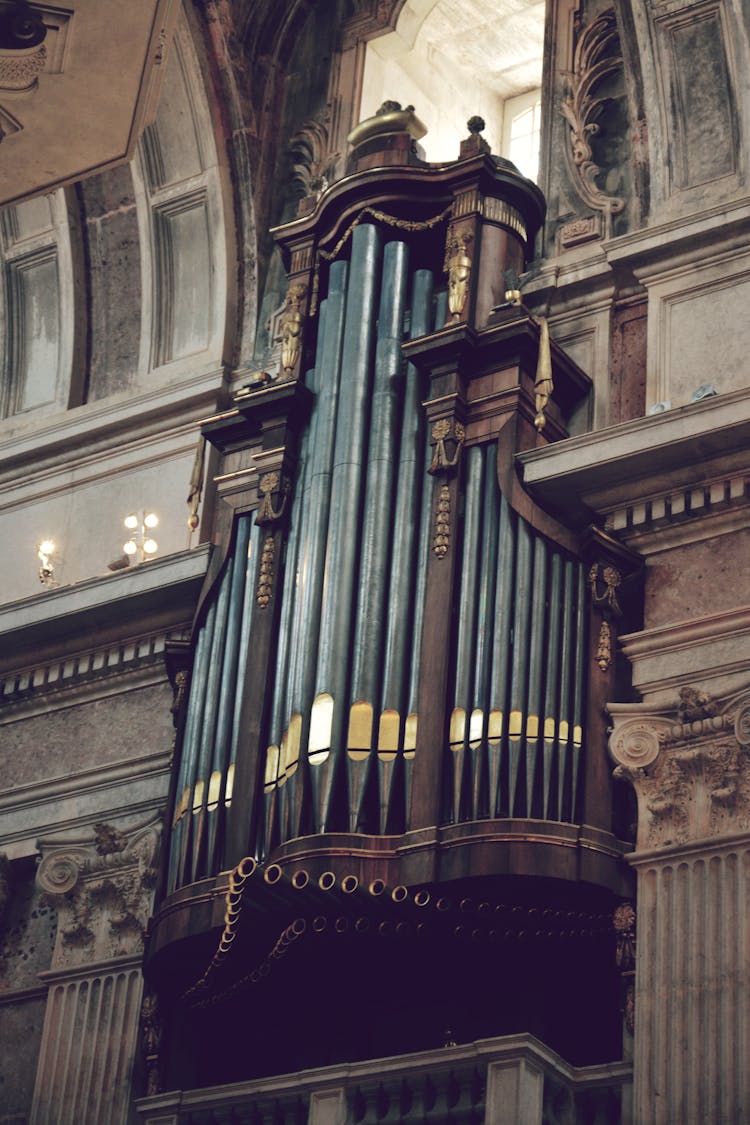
[533,315,553,432]
[187,434,206,531]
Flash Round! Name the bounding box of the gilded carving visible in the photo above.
[589,562,622,615]
[596,619,612,672]
[445,232,473,321]
[613,903,635,971]
[257,534,275,608]
[432,485,451,559]
[279,283,306,378]
[256,471,291,526]
[560,9,625,232]
[589,561,622,673]
[533,316,553,432]
[428,418,465,475]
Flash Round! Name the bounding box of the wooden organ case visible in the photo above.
[146,111,636,1092]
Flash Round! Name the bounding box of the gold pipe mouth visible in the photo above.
[391,885,408,904]
[414,889,430,907]
[436,897,452,912]
[334,916,349,934]
[368,878,386,896]
[378,920,394,937]
[395,922,410,938]
[318,871,336,891]
[355,916,370,933]
[460,898,474,913]
[312,916,327,933]
[342,874,359,894]
[290,918,307,937]
[264,863,283,885]
[291,869,310,890]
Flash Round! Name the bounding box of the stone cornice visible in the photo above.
[0,545,208,676]
[517,385,750,528]
[618,608,750,702]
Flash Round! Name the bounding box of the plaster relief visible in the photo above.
[36,814,160,971]
[609,687,750,850]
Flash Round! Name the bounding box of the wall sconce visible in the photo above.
[123,512,159,563]
[37,539,56,586]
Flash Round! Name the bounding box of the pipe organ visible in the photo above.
[151,110,635,1086]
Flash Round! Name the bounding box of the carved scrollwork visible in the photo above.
[609,718,669,770]
[560,8,625,229]
[735,700,750,748]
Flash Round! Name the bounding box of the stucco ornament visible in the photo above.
[37,814,161,970]
[609,687,750,850]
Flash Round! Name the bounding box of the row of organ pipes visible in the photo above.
[168,223,587,893]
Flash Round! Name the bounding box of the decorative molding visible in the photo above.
[0,628,186,714]
[560,8,625,233]
[560,215,601,249]
[609,687,750,849]
[589,562,623,673]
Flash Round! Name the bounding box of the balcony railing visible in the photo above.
[136,1033,631,1125]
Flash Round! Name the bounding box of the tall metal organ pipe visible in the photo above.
[348,238,410,830]
[312,223,382,830]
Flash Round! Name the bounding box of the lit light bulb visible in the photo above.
[123,540,137,556]
[143,538,158,555]
[124,513,139,530]
[38,539,55,558]
[143,512,159,529]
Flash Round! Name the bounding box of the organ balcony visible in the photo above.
[144,112,637,1093]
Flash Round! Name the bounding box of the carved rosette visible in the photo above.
[609,688,750,850]
[36,815,161,971]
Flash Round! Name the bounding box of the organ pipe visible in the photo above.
[314,222,382,830]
